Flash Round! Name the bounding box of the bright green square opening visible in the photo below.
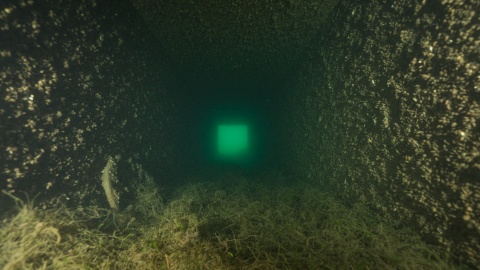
[217,125,249,158]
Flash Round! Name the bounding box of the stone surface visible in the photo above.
[287,0,480,266]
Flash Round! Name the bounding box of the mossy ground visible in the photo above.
[0,171,467,269]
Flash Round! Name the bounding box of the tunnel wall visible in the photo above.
[288,0,480,265]
[0,0,180,210]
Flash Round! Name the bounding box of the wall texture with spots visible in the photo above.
[129,0,338,83]
[287,0,480,265]
[0,0,180,210]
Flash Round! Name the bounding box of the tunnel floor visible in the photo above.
[0,170,465,269]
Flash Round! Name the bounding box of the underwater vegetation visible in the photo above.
[0,172,466,269]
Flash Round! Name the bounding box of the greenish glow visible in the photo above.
[217,125,249,159]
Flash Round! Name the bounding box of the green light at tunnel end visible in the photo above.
[217,124,249,160]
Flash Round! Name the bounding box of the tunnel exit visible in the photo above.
[217,124,249,161]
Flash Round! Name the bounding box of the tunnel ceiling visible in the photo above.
[129,0,338,82]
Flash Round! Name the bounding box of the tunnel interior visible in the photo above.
[148,0,326,180]
[177,70,294,177]
[1,0,480,268]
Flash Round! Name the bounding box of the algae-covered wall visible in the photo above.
[0,0,180,210]
[287,0,480,265]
